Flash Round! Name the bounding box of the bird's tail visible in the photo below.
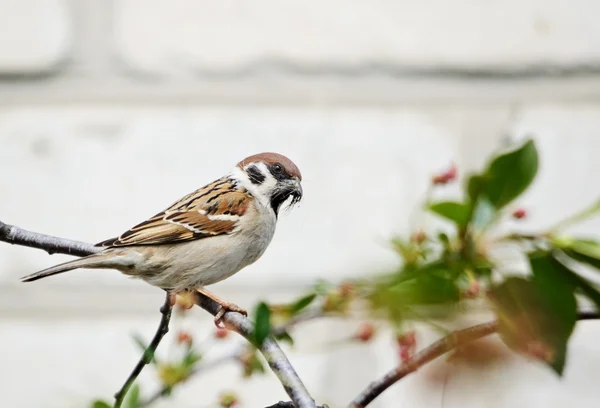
[20,253,116,282]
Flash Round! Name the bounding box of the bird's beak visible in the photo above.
[290,176,303,202]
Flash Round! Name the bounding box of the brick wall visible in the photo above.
[2,1,600,407]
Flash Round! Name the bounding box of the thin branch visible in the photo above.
[347,310,600,408]
[272,308,331,337]
[347,321,499,408]
[139,348,244,407]
[114,292,173,408]
[265,402,328,408]
[0,221,317,408]
[0,220,102,256]
[194,292,316,408]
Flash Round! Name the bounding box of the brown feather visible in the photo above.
[96,177,251,247]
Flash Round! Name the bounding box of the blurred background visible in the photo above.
[2,0,600,407]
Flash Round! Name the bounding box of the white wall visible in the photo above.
[1,1,600,407]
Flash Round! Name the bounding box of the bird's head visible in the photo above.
[233,152,303,216]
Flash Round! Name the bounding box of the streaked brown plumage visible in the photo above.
[20,152,303,325]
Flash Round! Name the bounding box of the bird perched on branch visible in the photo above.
[21,152,303,326]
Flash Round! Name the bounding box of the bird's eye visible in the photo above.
[272,164,283,174]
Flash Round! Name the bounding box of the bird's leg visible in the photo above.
[196,288,248,328]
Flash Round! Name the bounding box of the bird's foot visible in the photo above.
[214,301,248,328]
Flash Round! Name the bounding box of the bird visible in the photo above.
[20,152,303,325]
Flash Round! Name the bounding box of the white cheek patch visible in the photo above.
[230,163,277,209]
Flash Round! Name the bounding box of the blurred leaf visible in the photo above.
[158,364,189,387]
[369,264,460,324]
[530,253,577,329]
[125,384,141,408]
[548,249,600,310]
[252,302,271,347]
[313,280,334,296]
[274,330,295,346]
[471,196,496,230]
[241,349,266,378]
[182,350,202,369]
[132,335,156,365]
[489,269,576,375]
[466,174,486,203]
[549,198,600,232]
[554,237,600,269]
[291,293,317,314]
[91,401,111,408]
[428,201,471,226]
[470,139,538,209]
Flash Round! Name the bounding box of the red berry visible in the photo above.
[355,322,376,342]
[512,208,527,219]
[176,331,193,345]
[396,330,417,362]
[432,164,458,185]
[214,328,229,339]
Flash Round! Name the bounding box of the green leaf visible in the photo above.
[252,302,271,347]
[428,201,471,226]
[547,245,600,310]
[466,174,486,203]
[554,237,600,269]
[472,139,539,209]
[274,330,295,346]
[241,349,266,378]
[369,264,460,324]
[125,384,141,408]
[91,401,112,408]
[290,293,317,314]
[556,254,600,310]
[489,268,576,375]
[530,253,578,329]
[182,350,202,369]
[548,198,600,232]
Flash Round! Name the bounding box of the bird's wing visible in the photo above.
[96,178,251,247]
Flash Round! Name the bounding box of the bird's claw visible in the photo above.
[214,302,248,328]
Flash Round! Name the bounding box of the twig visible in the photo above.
[0,220,102,256]
[265,402,328,408]
[347,321,499,408]
[0,221,317,408]
[194,292,316,408]
[139,347,244,407]
[114,292,173,408]
[272,308,330,337]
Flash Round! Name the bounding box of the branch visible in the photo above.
[348,310,600,408]
[194,292,316,408]
[0,221,317,408]
[139,348,244,407]
[114,292,173,408]
[347,321,499,408]
[265,402,328,408]
[0,220,102,256]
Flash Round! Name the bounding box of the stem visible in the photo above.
[547,198,600,233]
[114,292,173,408]
[347,321,499,408]
[194,293,316,408]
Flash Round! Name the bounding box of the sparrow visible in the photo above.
[21,152,303,324]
